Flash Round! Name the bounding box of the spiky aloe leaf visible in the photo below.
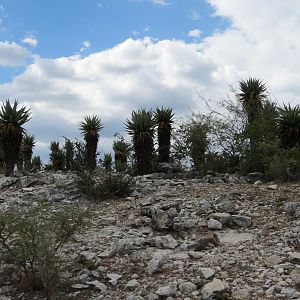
[278,104,300,148]
[154,107,174,163]
[79,115,103,137]
[79,115,103,171]
[125,109,155,175]
[125,109,155,139]
[238,77,267,124]
[0,100,31,176]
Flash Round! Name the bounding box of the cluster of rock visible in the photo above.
[1,171,300,299]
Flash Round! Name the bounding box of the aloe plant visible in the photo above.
[154,107,174,163]
[22,134,36,171]
[0,100,31,176]
[238,77,267,125]
[278,104,300,148]
[125,109,155,175]
[79,115,103,171]
[113,134,131,172]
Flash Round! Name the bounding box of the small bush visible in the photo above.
[77,170,135,201]
[0,202,89,298]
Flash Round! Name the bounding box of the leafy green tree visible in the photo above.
[154,107,174,163]
[125,109,155,175]
[0,100,31,176]
[172,115,209,172]
[278,104,300,148]
[79,115,103,172]
[22,134,36,171]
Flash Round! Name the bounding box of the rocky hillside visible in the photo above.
[1,171,300,299]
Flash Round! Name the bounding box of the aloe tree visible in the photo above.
[63,138,74,171]
[79,115,103,171]
[32,155,42,171]
[0,100,31,176]
[238,77,267,125]
[125,109,155,175]
[49,141,64,171]
[22,134,36,171]
[278,104,300,148]
[113,134,131,172]
[154,107,174,163]
[102,153,112,172]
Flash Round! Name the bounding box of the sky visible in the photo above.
[0,0,299,162]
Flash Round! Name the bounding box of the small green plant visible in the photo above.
[0,202,89,298]
[77,170,135,201]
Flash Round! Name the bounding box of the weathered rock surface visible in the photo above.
[1,172,300,299]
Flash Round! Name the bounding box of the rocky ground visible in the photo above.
[1,171,300,299]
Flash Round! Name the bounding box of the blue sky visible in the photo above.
[0,0,228,82]
[0,0,299,162]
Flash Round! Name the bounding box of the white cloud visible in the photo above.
[80,40,91,52]
[152,0,170,6]
[0,37,218,160]
[0,41,31,66]
[188,9,200,20]
[21,37,38,47]
[188,29,202,38]
[1,1,300,161]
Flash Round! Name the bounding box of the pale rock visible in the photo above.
[126,279,140,289]
[156,284,177,297]
[71,283,89,289]
[290,268,300,286]
[200,267,216,279]
[232,288,251,300]
[154,235,178,249]
[178,281,197,293]
[207,218,222,230]
[230,215,252,227]
[289,252,300,264]
[107,273,122,285]
[264,255,283,267]
[87,280,107,291]
[201,279,230,300]
[147,258,163,275]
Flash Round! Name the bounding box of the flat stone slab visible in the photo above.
[217,230,254,245]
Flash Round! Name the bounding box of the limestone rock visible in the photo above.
[201,279,230,300]
[207,218,222,230]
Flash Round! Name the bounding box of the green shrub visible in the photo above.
[77,170,135,200]
[0,203,89,297]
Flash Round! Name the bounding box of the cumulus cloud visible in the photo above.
[80,40,91,52]
[188,29,202,38]
[152,0,170,6]
[21,37,38,47]
[188,9,200,21]
[0,37,219,160]
[0,41,31,66]
[1,1,300,161]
